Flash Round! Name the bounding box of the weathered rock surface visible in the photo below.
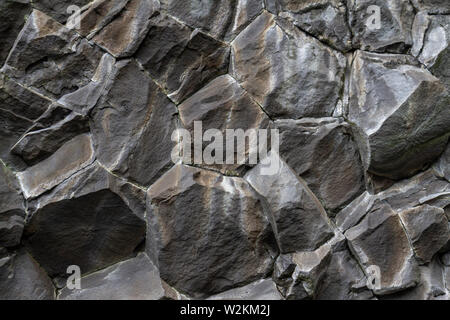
[147,164,276,298]
[232,12,346,120]
[348,51,450,180]
[0,0,31,66]
[136,13,230,104]
[23,163,146,278]
[207,278,283,300]
[161,0,264,42]
[275,118,365,211]
[0,249,54,300]
[59,253,178,300]
[1,0,449,301]
[2,9,103,99]
[91,59,178,187]
[92,0,160,58]
[399,205,449,264]
[245,151,334,253]
[347,0,415,53]
[178,74,269,174]
[345,201,419,295]
[32,0,92,23]
[266,0,352,52]
[0,161,25,248]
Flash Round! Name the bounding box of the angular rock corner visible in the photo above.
[0,0,449,301]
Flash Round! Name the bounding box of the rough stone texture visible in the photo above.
[147,164,276,298]
[161,0,264,42]
[348,51,450,180]
[345,201,419,295]
[0,161,25,248]
[275,118,365,211]
[0,249,55,300]
[245,151,334,253]
[91,59,178,187]
[58,253,178,300]
[136,13,230,104]
[231,11,346,119]
[207,278,283,300]
[1,0,450,300]
[179,74,269,174]
[266,0,352,52]
[23,163,146,278]
[0,0,31,67]
[347,0,415,53]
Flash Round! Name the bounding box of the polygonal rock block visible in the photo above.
[245,151,334,253]
[32,0,92,23]
[207,279,283,300]
[345,201,419,295]
[135,13,230,104]
[348,51,450,180]
[3,9,103,99]
[146,164,276,298]
[0,161,25,248]
[0,249,55,300]
[92,0,160,58]
[275,118,365,211]
[23,163,146,278]
[0,0,31,66]
[231,11,346,119]
[58,253,178,300]
[18,134,95,199]
[348,0,415,53]
[266,0,352,52]
[399,205,449,264]
[178,74,269,175]
[160,0,264,42]
[91,59,178,187]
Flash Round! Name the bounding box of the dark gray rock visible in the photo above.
[178,74,269,174]
[345,201,419,295]
[0,249,55,300]
[207,279,283,300]
[275,118,365,211]
[136,13,230,104]
[23,162,146,278]
[347,0,415,53]
[59,253,178,300]
[147,164,276,298]
[3,9,103,99]
[348,51,450,180]
[18,134,95,199]
[245,151,334,253]
[0,0,31,67]
[161,0,264,42]
[32,0,92,23]
[266,0,352,52]
[0,161,25,248]
[91,59,178,187]
[12,112,90,166]
[399,205,449,264]
[231,11,346,119]
[92,0,160,58]
[411,0,450,14]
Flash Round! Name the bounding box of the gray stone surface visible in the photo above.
[1,0,449,300]
[147,164,276,298]
[231,11,346,119]
[0,249,54,300]
[59,253,178,300]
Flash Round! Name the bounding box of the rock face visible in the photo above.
[1,0,450,300]
[231,11,346,119]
